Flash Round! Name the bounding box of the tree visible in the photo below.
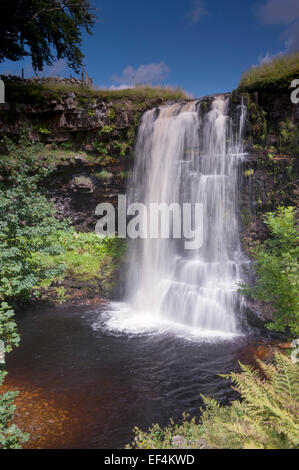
[0,0,96,72]
[0,134,70,448]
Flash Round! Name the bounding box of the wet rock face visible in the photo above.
[0,90,164,146]
[240,153,299,249]
[43,157,127,231]
[238,151,298,328]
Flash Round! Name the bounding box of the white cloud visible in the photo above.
[259,52,274,64]
[46,58,68,77]
[258,49,285,64]
[109,84,133,90]
[185,0,208,25]
[112,62,170,85]
[282,21,299,51]
[258,0,299,58]
[259,0,299,25]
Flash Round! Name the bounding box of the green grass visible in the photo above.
[32,231,126,298]
[95,169,113,181]
[0,144,99,177]
[34,148,93,165]
[239,52,299,91]
[3,79,191,106]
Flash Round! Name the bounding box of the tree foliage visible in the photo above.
[0,0,96,72]
[0,371,29,449]
[0,134,70,448]
[0,133,71,305]
[241,206,299,336]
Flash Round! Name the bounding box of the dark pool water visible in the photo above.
[6,303,266,449]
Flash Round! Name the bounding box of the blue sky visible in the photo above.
[1,0,299,97]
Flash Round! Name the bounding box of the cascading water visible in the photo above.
[105,96,248,337]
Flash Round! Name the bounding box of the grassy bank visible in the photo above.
[33,231,126,303]
[239,51,299,92]
[3,79,191,106]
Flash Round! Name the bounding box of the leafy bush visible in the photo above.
[0,134,70,448]
[0,304,29,448]
[0,371,29,449]
[240,206,299,335]
[0,303,20,353]
[127,415,203,450]
[129,353,299,449]
[0,130,57,179]
[279,119,299,155]
[95,170,113,181]
[0,175,70,304]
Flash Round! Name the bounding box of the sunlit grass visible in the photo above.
[32,231,126,295]
[239,51,299,91]
[4,79,191,105]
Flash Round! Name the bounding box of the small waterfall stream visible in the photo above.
[106,96,248,337]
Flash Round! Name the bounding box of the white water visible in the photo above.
[104,97,248,338]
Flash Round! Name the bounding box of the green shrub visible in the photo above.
[100,125,115,136]
[95,170,113,181]
[127,414,203,449]
[0,371,29,449]
[0,133,70,448]
[0,176,70,303]
[240,206,299,335]
[279,119,299,155]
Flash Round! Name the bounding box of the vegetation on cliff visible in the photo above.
[0,133,125,305]
[239,52,299,92]
[33,232,126,303]
[3,78,190,107]
[241,207,299,336]
[237,53,298,338]
[128,353,299,450]
[237,52,299,157]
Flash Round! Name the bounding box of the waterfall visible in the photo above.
[106,96,247,337]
